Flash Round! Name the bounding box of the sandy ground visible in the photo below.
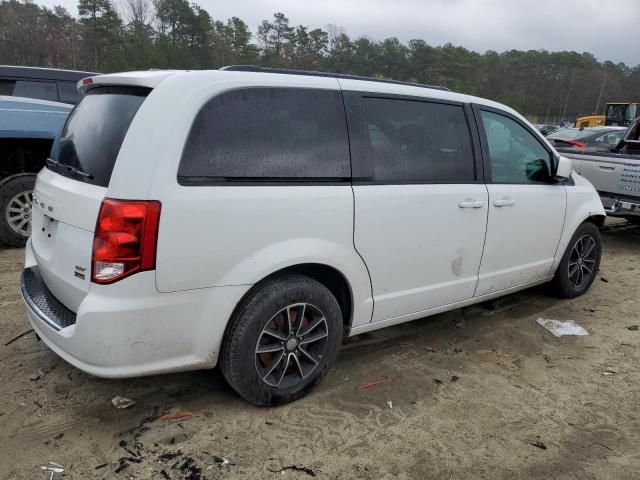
[1,219,639,480]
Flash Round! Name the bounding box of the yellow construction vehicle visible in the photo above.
[576,102,640,128]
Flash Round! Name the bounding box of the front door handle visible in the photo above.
[598,165,615,171]
[458,199,484,209]
[493,197,515,207]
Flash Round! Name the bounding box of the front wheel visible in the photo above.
[551,222,602,298]
[0,173,37,247]
[220,273,343,406]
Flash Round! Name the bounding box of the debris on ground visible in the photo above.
[530,439,547,450]
[160,411,195,421]
[433,378,443,385]
[268,465,316,477]
[29,369,44,381]
[357,378,386,390]
[4,328,34,346]
[627,325,639,331]
[112,396,136,409]
[201,452,231,466]
[600,367,619,376]
[601,277,609,283]
[536,318,588,337]
[451,375,460,383]
[40,462,64,479]
[94,463,108,470]
[387,400,393,409]
[53,433,64,440]
[152,451,232,479]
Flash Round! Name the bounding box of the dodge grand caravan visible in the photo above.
[21,67,605,405]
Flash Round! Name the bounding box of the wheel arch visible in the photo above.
[227,263,355,336]
[552,211,605,273]
[0,137,54,177]
[584,213,606,228]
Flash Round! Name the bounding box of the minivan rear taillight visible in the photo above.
[91,199,161,284]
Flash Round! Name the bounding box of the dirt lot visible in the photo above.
[1,220,639,480]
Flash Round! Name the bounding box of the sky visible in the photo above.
[36,0,640,66]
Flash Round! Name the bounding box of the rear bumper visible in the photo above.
[21,266,77,331]
[21,240,250,378]
[601,195,640,217]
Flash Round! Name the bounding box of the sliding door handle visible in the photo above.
[493,197,515,207]
[458,199,484,209]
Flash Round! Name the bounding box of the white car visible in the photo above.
[21,67,605,405]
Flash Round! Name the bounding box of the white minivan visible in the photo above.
[21,67,605,405]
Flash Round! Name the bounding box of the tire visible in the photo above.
[627,217,640,226]
[551,222,602,299]
[220,273,343,406]
[0,173,36,248]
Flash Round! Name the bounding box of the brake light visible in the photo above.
[92,199,161,284]
[82,77,93,85]
[566,140,586,148]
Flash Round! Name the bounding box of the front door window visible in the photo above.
[481,111,551,183]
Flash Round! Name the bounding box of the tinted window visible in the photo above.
[49,86,150,187]
[179,88,350,181]
[481,111,551,184]
[361,97,475,182]
[594,131,624,146]
[57,82,81,104]
[0,80,15,95]
[13,80,58,101]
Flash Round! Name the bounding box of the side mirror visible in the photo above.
[525,158,551,182]
[553,155,573,181]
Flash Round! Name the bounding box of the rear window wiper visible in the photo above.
[46,158,94,180]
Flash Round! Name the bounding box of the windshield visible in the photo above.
[606,104,627,123]
[49,86,150,187]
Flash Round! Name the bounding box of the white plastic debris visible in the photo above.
[536,318,588,337]
[387,400,393,410]
[111,396,136,409]
[40,462,64,480]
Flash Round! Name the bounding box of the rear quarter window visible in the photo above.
[178,88,351,183]
[57,82,81,104]
[13,80,58,101]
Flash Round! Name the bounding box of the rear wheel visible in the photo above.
[551,222,602,298]
[0,173,36,247]
[220,273,343,406]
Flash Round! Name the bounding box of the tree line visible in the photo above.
[1,0,639,121]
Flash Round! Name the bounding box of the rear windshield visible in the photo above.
[49,86,150,187]
[548,128,591,141]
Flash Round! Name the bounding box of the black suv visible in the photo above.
[0,65,96,104]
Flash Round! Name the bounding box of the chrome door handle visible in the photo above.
[458,199,484,209]
[598,165,615,171]
[493,198,515,207]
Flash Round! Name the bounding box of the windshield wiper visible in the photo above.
[46,158,93,180]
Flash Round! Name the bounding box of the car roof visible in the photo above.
[81,68,521,117]
[0,65,97,82]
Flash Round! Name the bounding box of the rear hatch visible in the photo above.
[32,85,150,311]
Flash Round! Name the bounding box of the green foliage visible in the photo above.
[1,1,639,121]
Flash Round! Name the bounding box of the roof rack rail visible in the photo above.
[219,65,450,92]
